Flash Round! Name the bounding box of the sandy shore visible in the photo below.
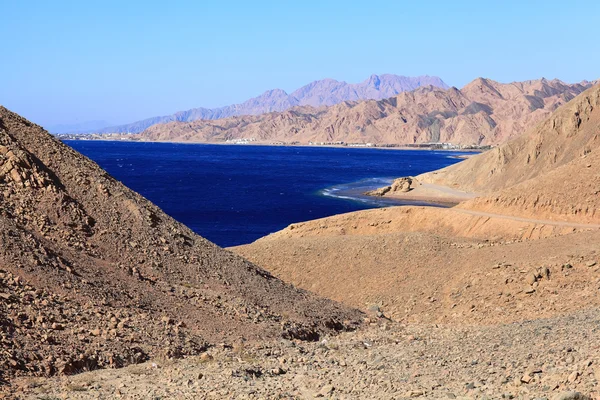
[369,180,478,205]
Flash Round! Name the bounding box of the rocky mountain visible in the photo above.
[289,74,449,107]
[91,74,448,134]
[138,78,593,146]
[0,106,361,384]
[421,83,600,223]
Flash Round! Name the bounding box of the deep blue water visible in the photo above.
[65,141,468,247]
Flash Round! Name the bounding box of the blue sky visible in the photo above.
[2,0,599,128]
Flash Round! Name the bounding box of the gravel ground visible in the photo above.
[15,308,600,399]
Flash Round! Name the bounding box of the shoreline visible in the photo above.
[60,137,486,154]
[365,181,478,206]
[323,190,459,209]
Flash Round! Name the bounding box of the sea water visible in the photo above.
[65,141,468,247]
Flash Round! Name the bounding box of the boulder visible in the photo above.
[391,177,413,193]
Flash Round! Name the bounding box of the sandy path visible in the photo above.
[454,207,600,229]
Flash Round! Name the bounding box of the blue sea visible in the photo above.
[65,141,468,247]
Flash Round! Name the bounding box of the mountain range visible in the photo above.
[80,74,448,134]
[139,78,594,146]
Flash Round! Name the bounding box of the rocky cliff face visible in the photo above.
[91,74,448,134]
[0,106,362,384]
[138,78,592,146]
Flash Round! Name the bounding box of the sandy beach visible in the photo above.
[366,178,478,205]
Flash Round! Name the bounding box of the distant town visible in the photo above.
[56,133,493,150]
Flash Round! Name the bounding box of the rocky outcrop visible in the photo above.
[391,177,413,192]
[0,144,52,189]
[365,177,414,196]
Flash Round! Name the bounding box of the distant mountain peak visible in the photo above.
[367,74,381,88]
[262,88,289,97]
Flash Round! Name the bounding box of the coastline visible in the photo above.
[67,137,478,219]
[322,189,459,209]
[60,137,486,154]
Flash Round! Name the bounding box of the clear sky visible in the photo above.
[2,0,599,129]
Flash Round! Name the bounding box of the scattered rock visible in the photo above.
[317,384,335,397]
[525,273,538,285]
[552,392,590,400]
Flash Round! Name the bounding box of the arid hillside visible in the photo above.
[417,84,600,223]
[420,84,600,192]
[138,78,593,146]
[0,107,362,386]
[235,220,600,324]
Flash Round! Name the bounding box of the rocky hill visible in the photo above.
[138,78,592,146]
[89,74,447,134]
[418,84,600,222]
[0,106,362,385]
